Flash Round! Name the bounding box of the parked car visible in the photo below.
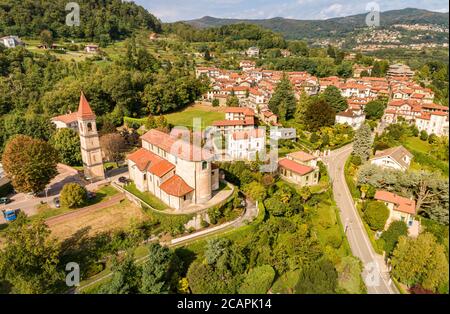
[2,209,20,222]
[118,176,128,184]
[53,197,60,208]
[0,197,11,205]
[87,191,96,199]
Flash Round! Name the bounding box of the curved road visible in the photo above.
[323,144,398,294]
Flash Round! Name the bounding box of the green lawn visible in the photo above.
[164,107,224,129]
[404,136,431,154]
[123,182,168,211]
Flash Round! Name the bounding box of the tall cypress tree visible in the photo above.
[352,124,373,162]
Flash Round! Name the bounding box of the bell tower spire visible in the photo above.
[77,91,105,181]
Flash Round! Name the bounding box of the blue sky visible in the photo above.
[133,0,449,22]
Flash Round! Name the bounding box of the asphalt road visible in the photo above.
[323,144,398,294]
[0,165,128,224]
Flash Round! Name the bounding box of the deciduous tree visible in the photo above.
[2,135,59,193]
[0,214,63,293]
[50,128,82,166]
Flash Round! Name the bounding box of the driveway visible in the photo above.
[322,145,398,294]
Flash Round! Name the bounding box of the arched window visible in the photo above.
[87,122,93,132]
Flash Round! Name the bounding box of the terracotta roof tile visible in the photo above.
[141,129,213,162]
[374,190,416,215]
[160,175,194,197]
[278,158,314,176]
[148,159,175,178]
[78,91,96,119]
[52,112,78,124]
[287,151,317,162]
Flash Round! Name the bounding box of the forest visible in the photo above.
[0,0,161,42]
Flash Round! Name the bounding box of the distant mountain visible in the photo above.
[185,8,449,40]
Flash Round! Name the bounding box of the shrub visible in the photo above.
[60,183,87,208]
[428,133,438,144]
[364,201,390,231]
[420,130,428,141]
[200,219,209,228]
[350,155,362,166]
[238,265,275,294]
[212,99,219,107]
[380,221,408,256]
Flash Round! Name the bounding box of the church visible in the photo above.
[127,129,220,211]
[51,92,105,181]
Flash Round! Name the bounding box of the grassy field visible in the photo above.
[404,136,431,154]
[164,105,225,129]
[49,199,147,242]
[124,182,168,211]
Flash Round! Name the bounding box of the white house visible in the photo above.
[415,111,449,137]
[1,36,24,48]
[227,129,265,160]
[370,146,413,172]
[246,47,260,57]
[85,44,99,54]
[270,127,297,141]
[51,112,79,131]
[335,109,366,130]
[278,151,320,187]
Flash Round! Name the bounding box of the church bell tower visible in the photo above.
[77,91,105,181]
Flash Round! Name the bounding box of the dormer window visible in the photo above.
[202,161,208,170]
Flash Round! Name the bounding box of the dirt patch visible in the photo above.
[48,199,148,242]
[192,102,226,112]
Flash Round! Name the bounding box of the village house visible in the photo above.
[281,49,291,58]
[51,112,79,131]
[127,129,220,211]
[248,88,266,110]
[246,46,260,57]
[259,109,278,126]
[374,190,419,236]
[1,35,24,48]
[270,127,297,141]
[353,64,373,78]
[278,151,320,187]
[335,108,366,130]
[226,129,265,160]
[387,63,415,78]
[415,111,449,137]
[85,44,99,54]
[239,60,256,72]
[370,146,413,172]
[212,108,256,135]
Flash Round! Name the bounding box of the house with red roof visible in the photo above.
[335,108,366,130]
[278,151,320,187]
[127,129,220,211]
[374,190,419,236]
[415,111,449,137]
[51,111,79,131]
[212,107,256,135]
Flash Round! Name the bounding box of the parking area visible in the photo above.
[0,164,85,224]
